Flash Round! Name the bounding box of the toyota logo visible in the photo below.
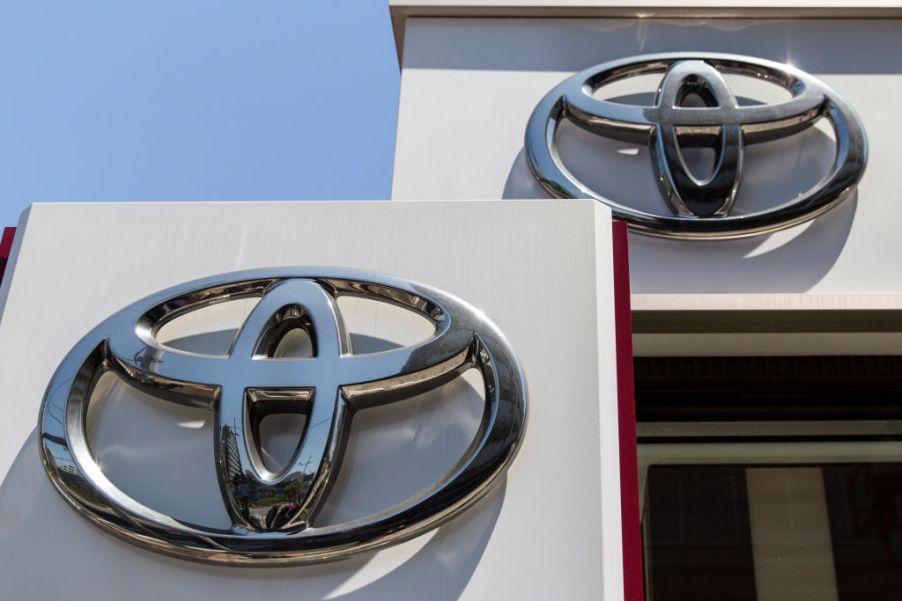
[39,268,527,565]
[525,52,868,239]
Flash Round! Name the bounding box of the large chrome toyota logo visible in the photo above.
[39,269,527,565]
[525,52,868,239]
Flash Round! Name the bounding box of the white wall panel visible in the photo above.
[0,200,622,600]
[392,18,902,296]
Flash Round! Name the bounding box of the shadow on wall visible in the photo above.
[0,328,500,600]
[0,430,502,601]
[504,117,856,294]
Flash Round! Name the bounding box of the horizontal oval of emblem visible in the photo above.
[39,268,527,565]
[525,52,868,240]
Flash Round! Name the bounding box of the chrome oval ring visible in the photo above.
[39,268,527,565]
[525,52,868,240]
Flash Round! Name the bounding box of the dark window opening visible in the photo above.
[636,356,902,601]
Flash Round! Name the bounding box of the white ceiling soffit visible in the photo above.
[389,1,902,63]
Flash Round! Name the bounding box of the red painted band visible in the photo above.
[0,227,15,287]
[612,221,643,601]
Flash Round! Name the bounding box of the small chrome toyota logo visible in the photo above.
[39,269,527,565]
[525,52,868,239]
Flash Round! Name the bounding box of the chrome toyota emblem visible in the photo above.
[39,269,527,565]
[525,52,868,239]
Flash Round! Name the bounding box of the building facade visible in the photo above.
[0,2,899,600]
[389,3,902,600]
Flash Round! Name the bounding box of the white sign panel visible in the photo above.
[392,17,901,296]
[0,200,630,600]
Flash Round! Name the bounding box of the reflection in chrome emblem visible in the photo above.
[39,269,527,565]
[525,52,868,239]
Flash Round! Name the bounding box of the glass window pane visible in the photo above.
[640,433,902,601]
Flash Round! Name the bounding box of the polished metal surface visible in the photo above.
[525,52,868,239]
[39,269,527,565]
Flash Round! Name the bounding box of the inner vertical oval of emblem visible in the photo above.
[673,90,718,183]
[652,60,744,217]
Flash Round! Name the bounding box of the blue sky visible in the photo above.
[0,1,399,227]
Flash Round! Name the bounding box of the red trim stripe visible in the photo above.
[612,221,643,601]
[0,227,15,287]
